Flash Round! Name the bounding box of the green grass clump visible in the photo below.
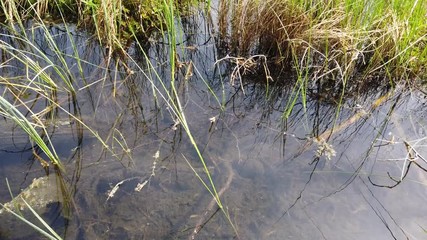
[218,0,427,111]
[0,0,201,51]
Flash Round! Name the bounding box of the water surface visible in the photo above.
[0,9,427,240]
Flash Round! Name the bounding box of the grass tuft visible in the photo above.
[217,0,427,115]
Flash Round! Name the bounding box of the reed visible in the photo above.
[218,0,427,115]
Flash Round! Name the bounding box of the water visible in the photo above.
[1,10,427,240]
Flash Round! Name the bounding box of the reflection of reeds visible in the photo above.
[0,1,237,238]
[0,1,136,169]
[127,1,238,236]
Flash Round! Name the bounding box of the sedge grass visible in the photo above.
[0,94,63,170]
[218,0,427,116]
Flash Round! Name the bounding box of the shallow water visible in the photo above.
[1,9,427,240]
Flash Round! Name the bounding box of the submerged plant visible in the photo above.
[120,0,238,236]
[0,95,63,170]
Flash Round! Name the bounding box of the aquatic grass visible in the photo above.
[2,0,233,237]
[218,0,427,116]
[136,50,239,236]
[21,197,63,240]
[0,19,76,170]
[160,0,234,229]
[128,2,238,235]
[0,0,30,40]
[0,5,134,169]
[0,31,76,95]
[1,0,206,56]
[193,62,226,111]
[0,0,149,50]
[81,0,123,50]
[162,0,227,219]
[0,94,63,170]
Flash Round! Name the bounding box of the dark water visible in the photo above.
[1,8,427,240]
